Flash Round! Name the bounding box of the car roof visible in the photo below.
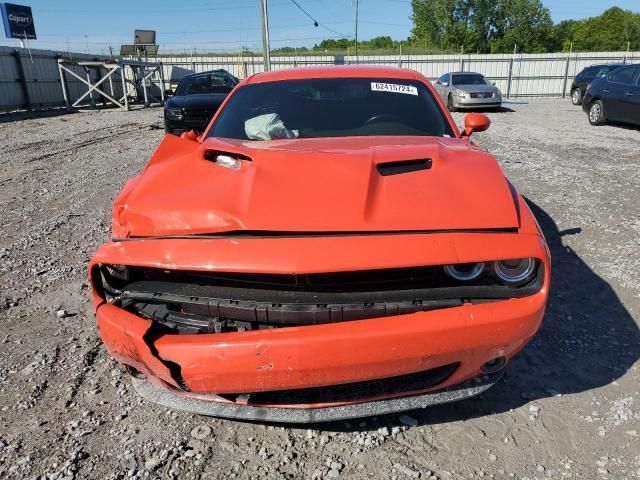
[184,69,232,78]
[584,63,626,69]
[447,72,485,75]
[244,66,422,84]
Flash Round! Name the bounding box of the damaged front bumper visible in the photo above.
[90,232,549,422]
[131,370,504,423]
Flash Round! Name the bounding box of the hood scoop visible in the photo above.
[203,149,253,170]
[376,159,432,176]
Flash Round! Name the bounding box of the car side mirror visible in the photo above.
[165,89,174,97]
[441,81,449,87]
[462,113,491,137]
[180,130,199,142]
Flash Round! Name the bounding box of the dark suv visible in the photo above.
[164,70,239,135]
[582,64,640,126]
[570,64,626,105]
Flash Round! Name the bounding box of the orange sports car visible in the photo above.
[89,66,550,423]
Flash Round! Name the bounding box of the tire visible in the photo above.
[588,100,606,126]
[447,95,457,112]
[571,88,582,106]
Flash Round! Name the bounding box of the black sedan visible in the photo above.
[570,64,626,105]
[582,64,640,126]
[164,70,239,134]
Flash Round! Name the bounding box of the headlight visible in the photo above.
[494,258,536,284]
[165,107,183,119]
[444,262,485,281]
[457,91,468,99]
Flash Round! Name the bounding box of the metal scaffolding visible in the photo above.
[57,58,166,110]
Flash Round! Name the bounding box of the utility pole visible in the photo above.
[354,0,359,62]
[260,0,271,71]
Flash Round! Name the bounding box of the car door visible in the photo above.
[623,67,640,125]
[434,74,449,102]
[578,66,597,91]
[604,66,638,122]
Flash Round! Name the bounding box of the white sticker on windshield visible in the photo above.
[371,82,418,95]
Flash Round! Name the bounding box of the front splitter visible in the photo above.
[131,371,504,423]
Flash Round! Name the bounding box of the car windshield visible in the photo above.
[175,72,236,96]
[451,74,489,86]
[207,77,454,140]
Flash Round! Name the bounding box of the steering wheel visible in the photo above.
[364,113,402,125]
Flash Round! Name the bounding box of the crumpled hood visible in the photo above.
[112,134,519,237]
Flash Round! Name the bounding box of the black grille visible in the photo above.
[470,92,493,99]
[234,363,459,405]
[183,109,215,124]
[132,265,442,292]
[96,264,543,334]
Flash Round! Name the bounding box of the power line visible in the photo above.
[288,0,351,37]
[289,0,319,25]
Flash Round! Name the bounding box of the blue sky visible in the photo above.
[1,0,638,54]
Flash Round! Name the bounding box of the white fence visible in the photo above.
[1,48,638,112]
[0,46,125,112]
[160,51,639,99]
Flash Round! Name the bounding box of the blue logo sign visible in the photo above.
[1,3,37,40]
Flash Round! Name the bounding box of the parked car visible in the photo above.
[164,69,239,134]
[90,66,550,423]
[582,64,640,126]
[570,64,626,105]
[434,72,502,111]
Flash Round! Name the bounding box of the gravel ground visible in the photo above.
[0,100,638,480]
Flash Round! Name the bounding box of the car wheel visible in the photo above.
[447,95,456,112]
[571,89,582,105]
[588,100,606,126]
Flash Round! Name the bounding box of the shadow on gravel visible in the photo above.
[603,121,640,132]
[460,106,516,114]
[318,198,640,432]
[0,108,78,123]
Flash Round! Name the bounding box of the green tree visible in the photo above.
[363,36,395,49]
[465,0,499,53]
[411,0,554,53]
[550,19,579,51]
[410,0,471,51]
[571,7,640,51]
[491,0,553,53]
[313,38,352,51]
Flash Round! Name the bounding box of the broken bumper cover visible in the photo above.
[96,288,545,420]
[91,231,549,421]
[131,370,504,423]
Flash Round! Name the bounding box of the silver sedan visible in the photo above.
[434,72,502,112]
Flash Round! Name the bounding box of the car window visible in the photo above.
[582,66,597,77]
[451,74,488,86]
[175,72,237,96]
[436,74,447,85]
[608,67,637,85]
[208,77,455,141]
[595,66,610,77]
